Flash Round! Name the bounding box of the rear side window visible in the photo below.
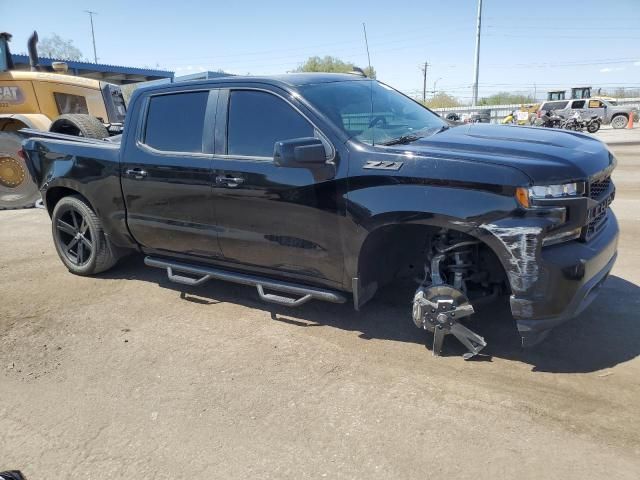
[54,92,89,115]
[543,101,569,111]
[571,100,586,109]
[144,91,208,152]
[227,90,314,157]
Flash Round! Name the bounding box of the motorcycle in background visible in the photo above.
[533,109,564,128]
[562,111,601,133]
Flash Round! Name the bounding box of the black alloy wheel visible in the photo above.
[54,206,94,266]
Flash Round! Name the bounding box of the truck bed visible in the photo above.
[20,128,122,199]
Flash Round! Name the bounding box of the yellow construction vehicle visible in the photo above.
[0,31,126,209]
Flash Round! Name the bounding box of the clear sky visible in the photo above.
[3,0,640,101]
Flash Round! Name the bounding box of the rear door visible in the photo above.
[210,87,345,285]
[569,99,586,115]
[121,88,223,258]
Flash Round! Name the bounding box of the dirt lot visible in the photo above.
[1,132,640,479]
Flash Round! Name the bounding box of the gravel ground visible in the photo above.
[1,131,639,479]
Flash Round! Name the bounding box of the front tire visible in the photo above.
[51,195,119,275]
[587,121,601,133]
[611,114,628,129]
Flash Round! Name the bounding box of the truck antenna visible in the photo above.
[362,22,372,77]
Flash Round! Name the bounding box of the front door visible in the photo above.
[211,88,344,285]
[121,89,222,258]
[587,99,606,119]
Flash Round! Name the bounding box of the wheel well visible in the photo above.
[0,119,28,132]
[356,223,508,306]
[45,187,86,216]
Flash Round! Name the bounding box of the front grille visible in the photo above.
[586,208,608,239]
[589,177,611,200]
[582,175,614,241]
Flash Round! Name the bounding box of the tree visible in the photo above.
[296,55,376,78]
[478,91,535,106]
[38,34,83,61]
[424,92,460,109]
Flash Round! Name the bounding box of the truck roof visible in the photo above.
[140,72,369,94]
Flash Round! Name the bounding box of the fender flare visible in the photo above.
[0,113,52,132]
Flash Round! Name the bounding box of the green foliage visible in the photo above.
[478,91,535,106]
[296,55,376,78]
[423,92,460,109]
[38,34,83,61]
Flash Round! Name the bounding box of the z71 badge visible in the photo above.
[0,86,25,104]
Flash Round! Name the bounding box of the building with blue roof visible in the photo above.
[10,54,174,84]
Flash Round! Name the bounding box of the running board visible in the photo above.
[144,256,347,307]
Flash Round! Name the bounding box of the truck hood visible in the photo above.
[391,124,615,183]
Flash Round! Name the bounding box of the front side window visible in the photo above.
[144,91,208,153]
[588,100,604,108]
[299,80,446,145]
[54,92,89,115]
[227,90,314,157]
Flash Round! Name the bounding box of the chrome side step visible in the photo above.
[145,256,347,307]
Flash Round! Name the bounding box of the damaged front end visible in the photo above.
[410,169,619,356]
[482,171,619,347]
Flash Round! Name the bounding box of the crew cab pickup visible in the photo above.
[21,73,619,358]
[538,97,638,129]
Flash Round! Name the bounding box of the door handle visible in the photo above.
[125,168,148,180]
[216,175,245,188]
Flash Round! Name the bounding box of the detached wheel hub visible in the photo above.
[413,284,487,359]
[0,157,26,188]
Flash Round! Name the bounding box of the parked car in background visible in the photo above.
[537,98,638,129]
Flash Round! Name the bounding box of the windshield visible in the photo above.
[299,80,446,145]
[608,100,618,106]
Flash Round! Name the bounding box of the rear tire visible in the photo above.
[0,132,41,210]
[611,114,628,129]
[51,195,120,275]
[49,114,109,139]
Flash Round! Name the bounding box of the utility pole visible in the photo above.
[471,0,483,106]
[421,61,429,103]
[362,23,372,76]
[85,10,98,63]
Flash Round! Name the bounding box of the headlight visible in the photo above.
[529,182,583,199]
[515,182,584,208]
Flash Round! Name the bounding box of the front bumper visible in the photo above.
[512,211,619,346]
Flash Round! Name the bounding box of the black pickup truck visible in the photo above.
[21,73,618,358]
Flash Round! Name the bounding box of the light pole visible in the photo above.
[471,0,483,106]
[432,77,442,96]
[84,10,98,63]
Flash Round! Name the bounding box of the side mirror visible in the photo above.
[274,137,327,168]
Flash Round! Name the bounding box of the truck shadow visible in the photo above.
[103,256,640,374]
